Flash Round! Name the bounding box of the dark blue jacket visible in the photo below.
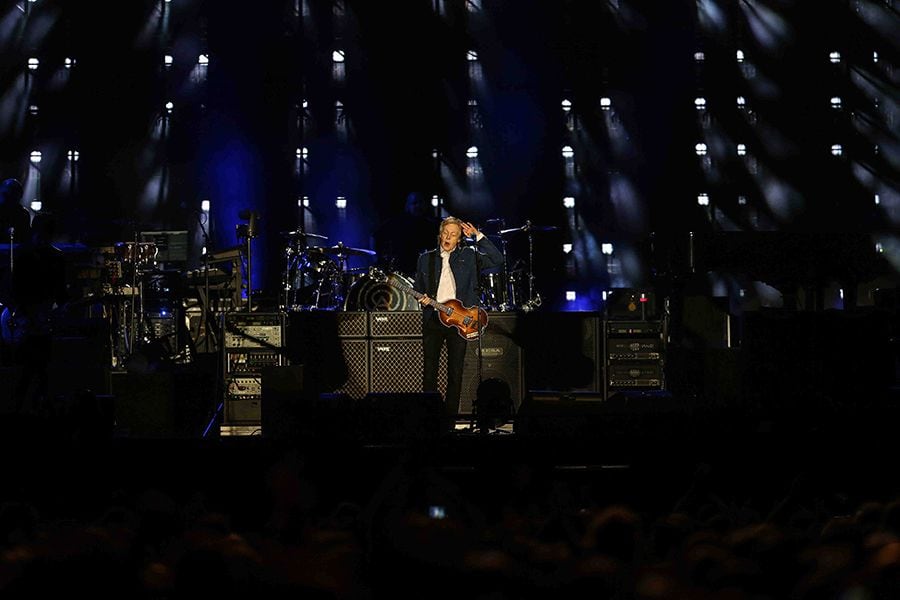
[414,236,504,309]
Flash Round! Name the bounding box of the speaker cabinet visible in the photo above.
[369,311,422,337]
[334,339,369,399]
[454,314,522,414]
[370,339,424,393]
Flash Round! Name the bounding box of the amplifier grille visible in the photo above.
[370,311,422,337]
[370,339,424,393]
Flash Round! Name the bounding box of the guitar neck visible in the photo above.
[387,279,453,315]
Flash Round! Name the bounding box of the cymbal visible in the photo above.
[500,222,559,236]
[281,229,328,241]
[313,243,377,258]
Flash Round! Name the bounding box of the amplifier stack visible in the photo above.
[222,312,285,431]
[604,289,666,396]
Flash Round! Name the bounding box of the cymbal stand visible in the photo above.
[521,221,542,312]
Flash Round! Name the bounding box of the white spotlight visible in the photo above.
[28,105,38,115]
[466,50,478,62]
[695,143,708,156]
[563,196,575,209]
[296,147,309,159]
[828,51,841,64]
[298,196,310,208]
[830,144,842,156]
[335,196,347,209]
[561,99,572,112]
[67,150,79,161]
[736,50,745,63]
[27,58,39,70]
[737,143,747,156]
[693,51,705,63]
[599,97,611,111]
[874,194,880,205]
[601,243,614,255]
[694,97,707,110]
[198,54,209,66]
[562,243,572,254]
[30,201,41,211]
[738,195,747,205]
[566,291,577,302]
[830,96,842,109]
[697,193,709,206]
[164,55,173,67]
[332,50,345,63]
[431,195,440,208]
[30,151,42,163]
[64,57,76,69]
[466,146,479,159]
[201,199,210,212]
[736,96,746,108]
[561,145,574,158]
[165,101,174,114]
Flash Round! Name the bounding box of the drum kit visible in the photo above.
[479,220,558,313]
[281,230,382,311]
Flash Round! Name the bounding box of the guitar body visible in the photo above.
[437,299,489,340]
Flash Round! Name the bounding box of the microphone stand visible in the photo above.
[197,212,217,353]
[470,234,485,433]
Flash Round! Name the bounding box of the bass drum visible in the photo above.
[343,272,420,311]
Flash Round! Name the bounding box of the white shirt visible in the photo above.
[435,249,457,303]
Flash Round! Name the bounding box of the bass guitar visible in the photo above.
[370,268,488,340]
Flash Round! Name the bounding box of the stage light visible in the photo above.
[431,194,440,208]
[165,101,173,114]
[873,51,879,64]
[64,57,75,69]
[466,0,481,12]
[736,96,747,108]
[466,146,479,159]
[695,143,708,156]
[829,51,841,64]
[566,291,577,302]
[298,196,309,207]
[164,54,173,67]
[198,54,208,66]
[600,97,611,110]
[67,150,79,161]
[27,58,39,70]
[296,146,308,159]
[561,145,574,158]
[830,144,842,156]
[467,50,478,62]
[694,97,707,110]
[693,51,705,62]
[830,96,842,109]
[563,196,575,208]
[29,104,38,115]
[201,199,210,212]
[562,243,572,254]
[875,194,880,205]
[30,201,41,211]
[30,151,41,163]
[736,50,745,63]
[561,99,572,112]
[332,50,345,63]
[601,243,613,255]
[738,195,747,205]
[876,242,884,253]
[737,143,747,156]
[335,196,347,209]
[697,193,709,206]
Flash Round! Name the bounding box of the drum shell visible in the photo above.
[343,273,420,311]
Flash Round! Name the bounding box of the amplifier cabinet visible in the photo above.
[369,311,422,338]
